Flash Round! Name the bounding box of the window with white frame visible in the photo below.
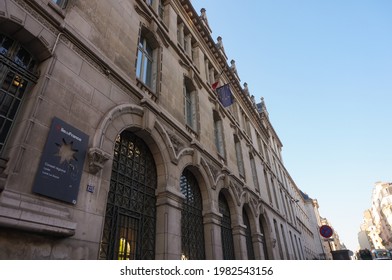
[183,77,198,132]
[136,29,159,93]
[136,36,153,88]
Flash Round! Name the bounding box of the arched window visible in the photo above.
[243,209,255,260]
[219,193,235,259]
[99,131,157,260]
[0,34,38,155]
[180,169,205,260]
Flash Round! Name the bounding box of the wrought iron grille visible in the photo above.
[0,34,38,155]
[219,193,235,260]
[100,131,157,260]
[180,169,205,260]
[243,210,255,260]
[259,216,270,259]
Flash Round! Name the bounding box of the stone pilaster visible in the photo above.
[155,188,184,260]
[231,224,248,259]
[203,210,223,260]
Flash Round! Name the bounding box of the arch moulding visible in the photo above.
[88,103,147,174]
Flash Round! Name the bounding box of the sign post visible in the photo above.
[319,225,334,239]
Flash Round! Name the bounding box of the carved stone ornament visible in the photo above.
[168,132,184,155]
[207,161,219,181]
[230,181,243,206]
[88,147,111,174]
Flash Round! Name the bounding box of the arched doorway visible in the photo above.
[99,131,157,260]
[180,168,205,260]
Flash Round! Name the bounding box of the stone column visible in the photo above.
[252,232,264,259]
[155,189,184,260]
[203,210,223,260]
[232,224,248,259]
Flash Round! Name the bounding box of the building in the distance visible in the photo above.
[359,182,392,251]
[0,0,335,260]
[301,192,329,259]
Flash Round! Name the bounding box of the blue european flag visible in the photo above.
[216,84,234,107]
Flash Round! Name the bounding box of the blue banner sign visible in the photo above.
[32,117,89,204]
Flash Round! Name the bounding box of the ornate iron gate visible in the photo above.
[219,193,235,259]
[243,210,255,260]
[100,131,157,260]
[259,216,270,259]
[180,169,205,260]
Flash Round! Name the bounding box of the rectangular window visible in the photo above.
[250,156,259,191]
[263,143,270,164]
[271,178,280,210]
[214,116,225,157]
[257,136,263,156]
[185,90,192,127]
[136,37,153,88]
[245,117,251,136]
[52,0,68,8]
[158,0,164,19]
[264,170,273,205]
[177,22,185,48]
[281,189,288,218]
[183,79,198,132]
[234,136,245,178]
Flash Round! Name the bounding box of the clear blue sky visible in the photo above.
[193,0,392,252]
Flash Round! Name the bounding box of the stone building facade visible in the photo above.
[0,0,316,259]
[359,182,392,250]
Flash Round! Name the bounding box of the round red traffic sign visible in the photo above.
[319,225,333,238]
